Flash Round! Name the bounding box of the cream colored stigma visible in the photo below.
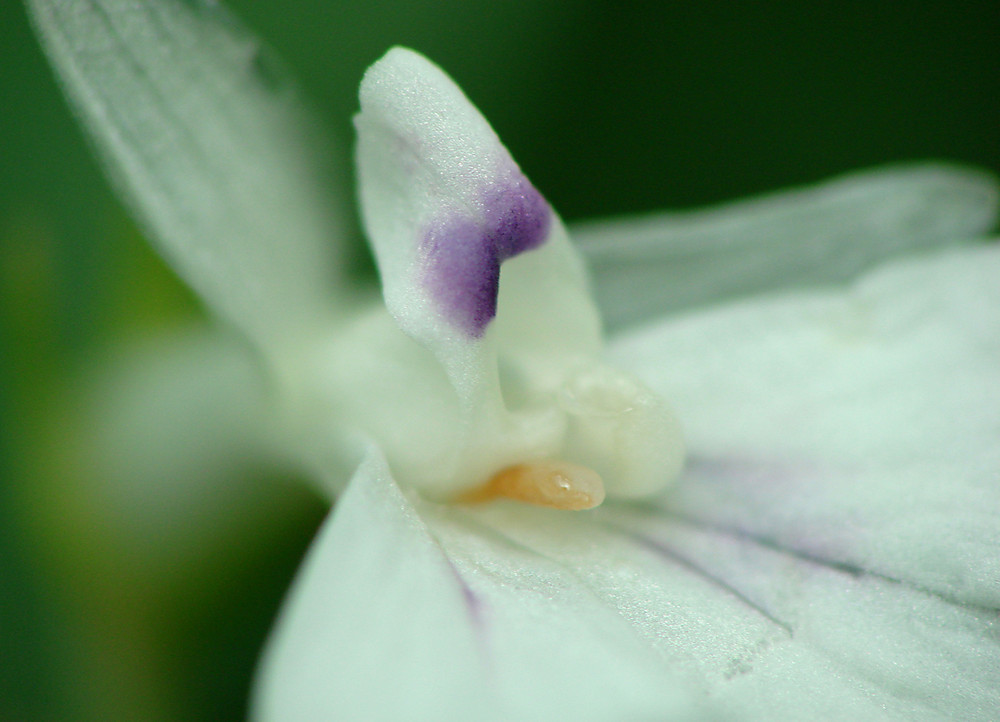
[458,460,605,510]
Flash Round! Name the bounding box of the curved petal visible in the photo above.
[452,499,1000,721]
[353,47,616,499]
[258,246,1000,721]
[599,244,1000,717]
[355,47,600,395]
[28,0,347,349]
[612,243,1000,611]
[253,450,709,722]
[574,164,998,329]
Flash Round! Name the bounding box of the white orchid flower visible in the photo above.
[29,1,1000,720]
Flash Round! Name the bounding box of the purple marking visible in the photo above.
[445,557,487,632]
[421,169,551,337]
[444,555,493,675]
[610,521,793,635]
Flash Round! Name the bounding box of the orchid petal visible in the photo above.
[456,498,1000,720]
[613,243,1000,611]
[355,47,600,392]
[254,450,710,722]
[353,48,620,499]
[27,0,347,349]
[574,164,998,328]
[259,246,1000,721]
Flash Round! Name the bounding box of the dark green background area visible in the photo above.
[1,1,997,719]
[5,2,998,244]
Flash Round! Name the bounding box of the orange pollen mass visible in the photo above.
[457,460,606,510]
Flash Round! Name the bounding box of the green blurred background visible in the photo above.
[2,1,997,719]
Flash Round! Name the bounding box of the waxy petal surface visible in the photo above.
[258,245,1000,721]
[254,450,710,722]
[614,243,1000,610]
[355,47,600,391]
[352,48,634,500]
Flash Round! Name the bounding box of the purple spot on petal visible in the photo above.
[422,169,551,337]
[481,173,552,260]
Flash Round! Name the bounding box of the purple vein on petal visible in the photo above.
[441,554,495,680]
[624,504,1000,615]
[421,168,551,337]
[602,519,794,635]
[445,555,487,631]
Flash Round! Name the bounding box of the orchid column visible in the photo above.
[275,48,683,511]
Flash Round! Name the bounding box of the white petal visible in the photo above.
[259,246,1000,721]
[353,47,613,498]
[253,450,709,722]
[575,164,998,328]
[612,243,1000,611]
[28,0,347,349]
[355,46,600,392]
[454,499,1000,720]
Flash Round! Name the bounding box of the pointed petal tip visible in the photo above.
[360,46,450,94]
[372,45,431,70]
[355,44,567,343]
